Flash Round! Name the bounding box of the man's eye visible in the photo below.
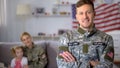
[87,11,93,14]
[22,39,26,41]
[79,13,83,15]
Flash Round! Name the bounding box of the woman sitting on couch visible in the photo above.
[20,32,47,68]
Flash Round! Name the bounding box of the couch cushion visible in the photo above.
[46,41,59,68]
[0,42,21,66]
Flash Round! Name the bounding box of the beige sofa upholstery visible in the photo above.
[0,41,59,68]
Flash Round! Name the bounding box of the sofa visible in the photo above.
[0,40,120,68]
[0,40,60,68]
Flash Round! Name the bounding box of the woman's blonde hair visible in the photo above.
[20,32,31,41]
[11,46,24,57]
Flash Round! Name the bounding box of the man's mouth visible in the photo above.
[83,19,89,23]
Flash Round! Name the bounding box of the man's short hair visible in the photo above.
[76,0,95,11]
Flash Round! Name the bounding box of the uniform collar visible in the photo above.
[77,24,97,37]
[77,27,86,34]
[25,42,35,49]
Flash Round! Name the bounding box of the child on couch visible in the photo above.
[9,46,28,68]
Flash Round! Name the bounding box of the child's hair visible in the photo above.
[11,46,24,57]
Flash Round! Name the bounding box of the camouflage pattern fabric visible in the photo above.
[23,44,47,68]
[56,26,114,68]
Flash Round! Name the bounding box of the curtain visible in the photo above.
[0,0,6,26]
[0,0,7,42]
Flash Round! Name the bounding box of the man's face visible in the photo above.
[21,35,32,47]
[76,4,95,29]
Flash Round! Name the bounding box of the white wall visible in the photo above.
[25,17,72,36]
[1,0,78,42]
[0,0,120,42]
[18,0,78,36]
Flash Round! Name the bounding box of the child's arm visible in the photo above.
[23,57,29,68]
[23,65,29,68]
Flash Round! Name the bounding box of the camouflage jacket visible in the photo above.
[23,43,47,68]
[56,27,114,68]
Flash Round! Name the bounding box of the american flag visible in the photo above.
[72,2,120,32]
[94,3,120,32]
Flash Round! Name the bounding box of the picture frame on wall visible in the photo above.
[32,7,45,17]
[35,7,45,14]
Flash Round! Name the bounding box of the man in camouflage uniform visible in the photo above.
[56,0,114,68]
[21,32,47,68]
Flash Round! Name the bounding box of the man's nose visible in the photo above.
[83,13,88,19]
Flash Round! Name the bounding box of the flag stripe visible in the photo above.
[95,4,107,11]
[96,22,120,28]
[98,26,120,32]
[95,18,120,25]
[103,28,120,32]
[95,8,119,16]
[95,4,118,12]
[72,26,78,28]
[94,3,120,32]
[95,10,119,20]
[72,21,79,24]
[97,24,120,31]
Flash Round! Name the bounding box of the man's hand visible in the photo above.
[59,51,75,62]
[90,60,99,67]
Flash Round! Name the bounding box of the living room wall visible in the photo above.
[0,0,120,42]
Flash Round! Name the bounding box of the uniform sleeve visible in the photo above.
[95,35,114,68]
[56,57,78,68]
[56,33,78,68]
[38,46,47,68]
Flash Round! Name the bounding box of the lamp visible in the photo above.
[16,4,31,15]
[16,4,31,32]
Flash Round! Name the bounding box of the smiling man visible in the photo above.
[56,0,114,68]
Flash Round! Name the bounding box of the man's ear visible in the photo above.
[76,14,78,21]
